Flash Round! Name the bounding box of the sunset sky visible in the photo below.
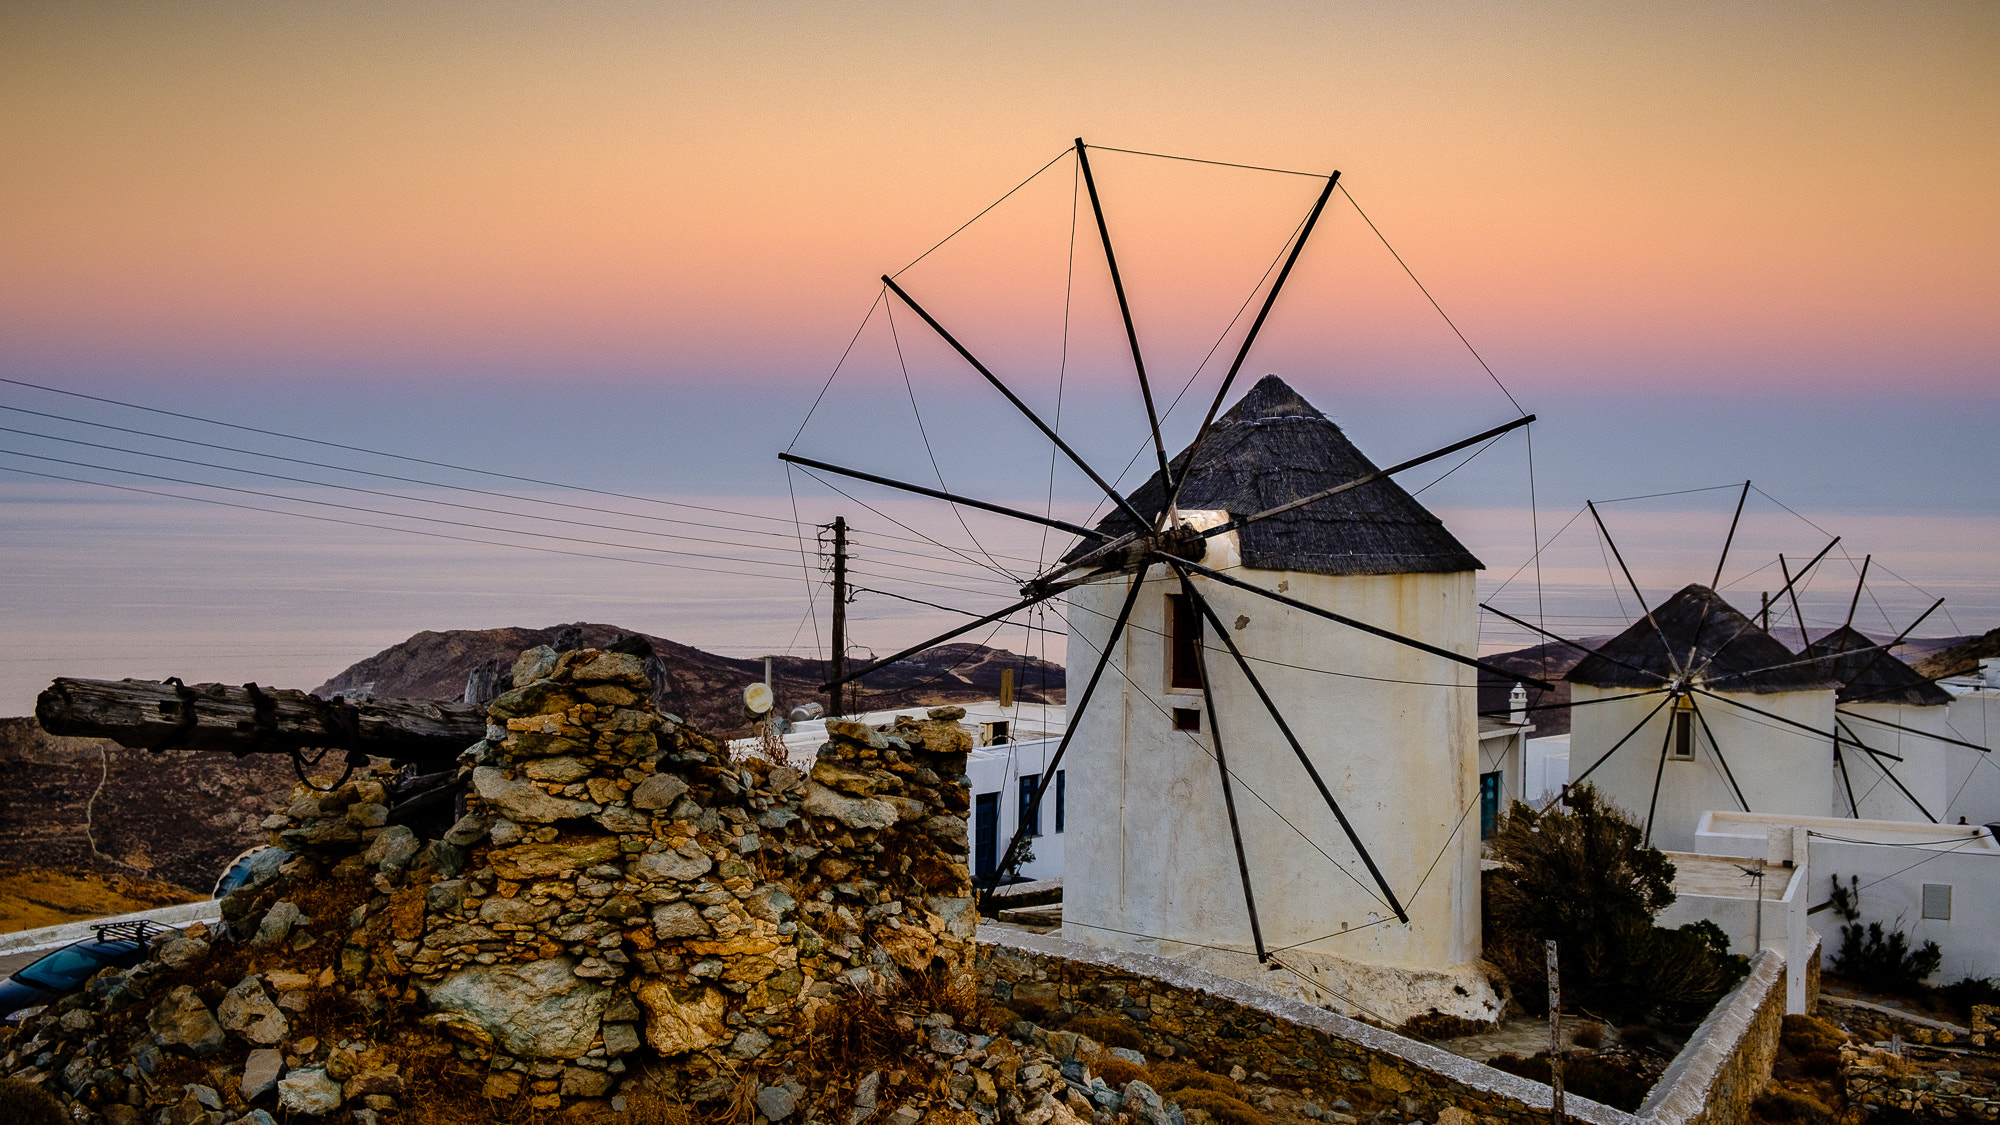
[1,2,1996,704]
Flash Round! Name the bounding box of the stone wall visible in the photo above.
[269,644,979,1112]
[1631,950,1787,1125]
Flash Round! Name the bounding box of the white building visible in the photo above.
[1060,375,1503,1026]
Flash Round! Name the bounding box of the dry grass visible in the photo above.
[1170,1088,1268,1125]
[1092,1058,1150,1088]
[1066,1016,1144,1052]
[0,1075,67,1125]
[1149,1062,1247,1101]
[801,964,981,1118]
[1779,1014,1846,1057]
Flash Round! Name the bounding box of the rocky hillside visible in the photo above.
[0,717,296,895]
[315,623,1063,736]
[1913,627,2000,681]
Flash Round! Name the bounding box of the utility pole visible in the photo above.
[1547,939,1564,1125]
[829,516,848,719]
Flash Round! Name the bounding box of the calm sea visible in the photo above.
[5,482,1996,715]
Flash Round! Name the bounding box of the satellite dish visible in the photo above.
[743,682,774,715]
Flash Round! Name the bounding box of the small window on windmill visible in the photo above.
[1671,698,1695,761]
[1168,593,1205,690]
[1922,883,1952,921]
[1172,707,1202,732]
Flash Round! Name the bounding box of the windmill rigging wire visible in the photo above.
[1081,145,1326,180]
[1336,183,1523,417]
[788,289,888,449]
[783,465,824,663]
[791,466,1019,582]
[1038,155,1082,577]
[892,147,1074,279]
[885,299,1016,581]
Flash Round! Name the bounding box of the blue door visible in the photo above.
[1479,771,1502,839]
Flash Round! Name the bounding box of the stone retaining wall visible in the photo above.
[976,928,1803,1125]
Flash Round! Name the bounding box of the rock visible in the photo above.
[1436,1109,1475,1125]
[441,813,492,847]
[478,897,560,925]
[424,958,613,1059]
[346,802,389,828]
[630,773,690,810]
[602,1021,641,1056]
[149,985,226,1056]
[636,981,728,1055]
[801,781,898,829]
[511,645,559,687]
[1111,1048,1146,1066]
[277,1066,344,1116]
[488,836,622,879]
[524,756,592,783]
[343,1068,403,1100]
[1123,1081,1172,1125]
[217,976,289,1045]
[253,901,307,946]
[826,720,889,749]
[651,901,710,938]
[812,759,889,796]
[155,935,211,969]
[631,849,714,883]
[730,1029,774,1058]
[757,1078,805,1121]
[363,825,420,871]
[472,766,601,823]
[745,885,796,923]
[566,649,651,688]
[241,1048,284,1101]
[930,1026,970,1055]
[235,1113,279,1125]
[850,1070,883,1125]
[887,1107,922,1125]
[562,1067,616,1097]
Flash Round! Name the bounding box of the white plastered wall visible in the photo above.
[1835,702,1951,823]
[1568,683,1833,853]
[1060,518,1494,1024]
[1944,694,2000,826]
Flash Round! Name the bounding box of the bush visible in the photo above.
[1571,1022,1605,1049]
[1169,1089,1268,1125]
[1780,1014,1846,1057]
[0,1077,64,1125]
[1485,1052,1657,1112]
[1483,785,1743,1020]
[1093,1058,1150,1089]
[1619,1024,1659,1049]
[1067,1016,1144,1051]
[1936,976,2000,1020]
[1798,1051,1841,1079]
[1150,1063,1247,1101]
[1827,876,1942,994]
[1752,1088,1829,1122]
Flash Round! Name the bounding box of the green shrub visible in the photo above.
[1571,1022,1605,1049]
[0,1077,65,1125]
[1779,1014,1845,1056]
[1936,976,2000,1020]
[1827,876,1941,994]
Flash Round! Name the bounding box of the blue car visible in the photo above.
[0,921,172,1024]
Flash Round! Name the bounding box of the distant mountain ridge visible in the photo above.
[314,622,1063,736]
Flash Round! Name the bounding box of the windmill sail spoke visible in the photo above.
[1687,695,1750,812]
[1836,705,1988,754]
[981,565,1150,898]
[1179,568,1269,961]
[880,275,1153,529]
[1178,570,1409,922]
[1830,597,1944,703]
[779,452,1111,542]
[1201,414,1536,540]
[1175,558,1555,689]
[821,589,1052,691]
[1834,742,1860,818]
[1587,500,1680,677]
[1075,139,1173,498]
[1836,718,1938,822]
[1690,687,1866,751]
[1689,480,1753,664]
[1844,555,1873,628]
[1477,689,1663,719]
[1693,536,1839,679]
[1164,170,1341,516]
[1479,603,1671,684]
[1642,703,1678,847]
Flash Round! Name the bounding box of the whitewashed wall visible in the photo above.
[1569,684,1833,853]
[967,736,1067,883]
[1944,694,2000,826]
[1836,701,1952,823]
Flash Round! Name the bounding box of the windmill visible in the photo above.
[781,139,1550,1023]
[1483,484,1985,851]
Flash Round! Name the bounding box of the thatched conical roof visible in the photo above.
[1569,584,1835,693]
[1068,375,1481,576]
[1801,624,1951,707]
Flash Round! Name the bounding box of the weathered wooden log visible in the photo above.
[35,677,486,766]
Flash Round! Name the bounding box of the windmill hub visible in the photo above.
[1019,523,1209,598]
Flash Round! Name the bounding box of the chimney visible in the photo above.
[1509,683,1527,725]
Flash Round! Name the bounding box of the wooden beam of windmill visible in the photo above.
[1587,500,1682,678]
[1075,138,1173,496]
[1479,603,1672,684]
[1564,691,1677,796]
[880,274,1154,530]
[820,589,1050,691]
[1478,689,1663,719]
[1198,414,1536,540]
[980,565,1150,902]
[1177,566,1270,962]
[1164,168,1341,516]
[1829,597,1945,704]
[1641,700,1680,848]
[1174,557,1557,690]
[1693,535,1840,679]
[1686,695,1751,813]
[1836,718,1939,822]
[1178,567,1410,922]
[1686,480,1753,667]
[777,453,1113,543]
